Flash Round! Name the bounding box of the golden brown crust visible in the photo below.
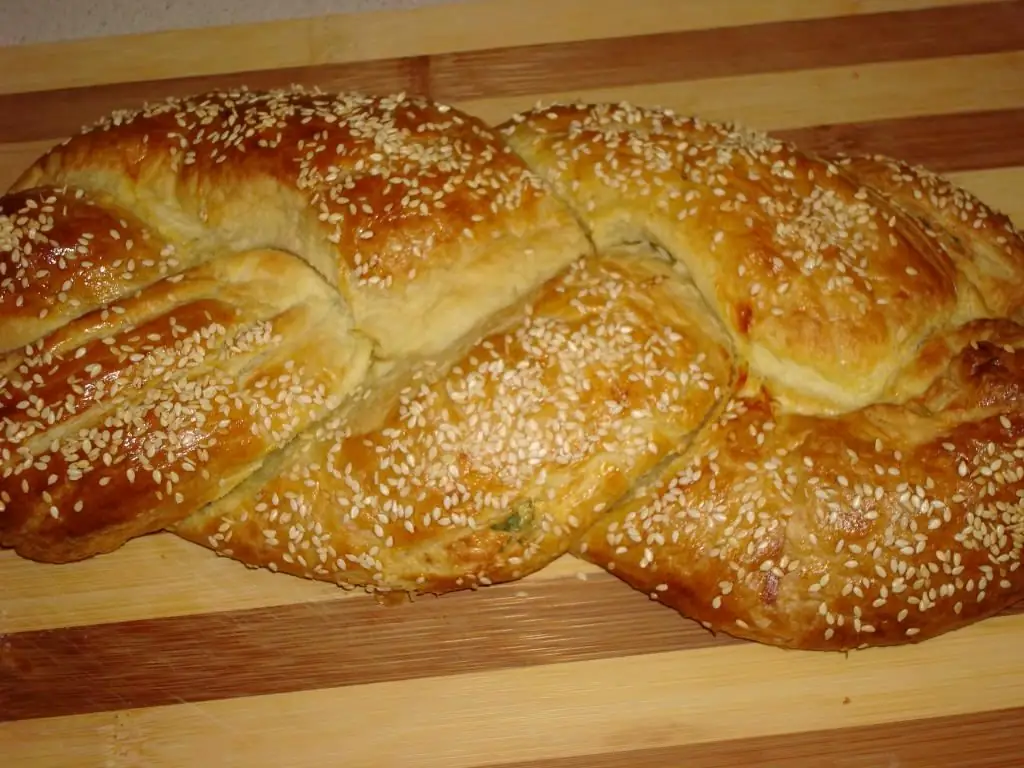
[0,185,193,352]
[1,86,587,566]
[3,88,1024,651]
[11,88,589,361]
[576,320,1024,650]
[499,103,997,413]
[1,248,371,562]
[174,250,734,593]
[831,154,1024,322]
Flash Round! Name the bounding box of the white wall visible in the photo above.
[1,0,465,47]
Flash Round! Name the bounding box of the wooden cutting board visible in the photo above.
[2,0,1024,765]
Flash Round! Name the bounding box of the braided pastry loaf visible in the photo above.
[2,88,1023,651]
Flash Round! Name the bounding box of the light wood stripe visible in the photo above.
[5,517,1024,635]
[3,571,1020,722]
[948,166,1024,223]
[4,614,1023,766]
[5,3,1020,146]
[0,0,1001,96]
[0,538,604,635]
[457,51,1024,130]
[484,707,1024,768]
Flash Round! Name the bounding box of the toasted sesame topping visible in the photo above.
[1,187,184,350]
[185,253,732,588]
[501,101,963,411]
[1,249,364,558]
[75,87,551,293]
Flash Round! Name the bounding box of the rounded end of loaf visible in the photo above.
[1,247,374,563]
[576,323,1024,651]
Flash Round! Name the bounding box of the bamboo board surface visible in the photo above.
[2,0,1024,765]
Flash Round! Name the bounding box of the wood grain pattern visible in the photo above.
[4,619,1024,767]
[457,51,1024,129]
[0,0,1001,96]
[777,108,1024,172]
[3,575,1022,722]
[429,2,1024,101]
[0,576,732,722]
[1,0,1023,765]
[485,708,1024,768]
[0,540,609,634]
[3,52,1024,190]
[5,2,1020,145]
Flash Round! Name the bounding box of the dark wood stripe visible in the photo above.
[1,571,1020,724]
[0,574,741,723]
[779,108,1024,173]
[429,1,1024,101]
[1,2,1021,144]
[482,707,1024,768]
